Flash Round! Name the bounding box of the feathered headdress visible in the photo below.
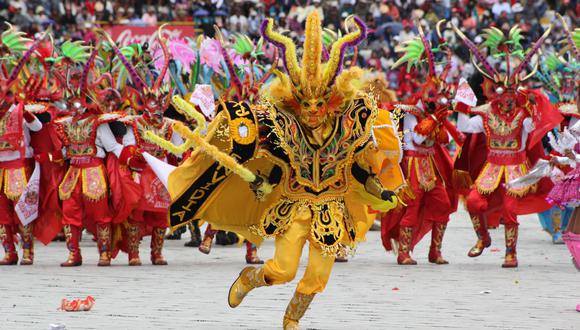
[392,20,452,85]
[452,23,552,87]
[0,26,47,101]
[101,24,173,112]
[212,27,277,103]
[261,11,367,111]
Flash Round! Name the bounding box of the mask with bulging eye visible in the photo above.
[298,97,329,129]
[422,80,454,115]
[142,94,169,125]
[68,96,87,115]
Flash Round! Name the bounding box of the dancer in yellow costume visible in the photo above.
[147,12,404,329]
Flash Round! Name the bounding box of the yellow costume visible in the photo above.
[149,12,404,329]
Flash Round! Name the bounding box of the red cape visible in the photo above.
[30,124,65,245]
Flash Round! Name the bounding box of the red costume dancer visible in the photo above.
[52,47,135,267]
[0,33,45,266]
[452,25,562,268]
[105,29,178,266]
[381,20,463,265]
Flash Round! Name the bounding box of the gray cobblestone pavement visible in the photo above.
[0,208,578,330]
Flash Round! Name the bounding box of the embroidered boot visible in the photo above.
[334,244,349,263]
[397,226,417,265]
[151,227,168,265]
[245,241,264,264]
[0,224,18,265]
[228,266,268,308]
[502,224,519,268]
[96,223,111,266]
[184,221,202,247]
[198,226,216,255]
[428,223,449,264]
[467,215,491,257]
[19,224,34,265]
[283,291,316,330]
[127,223,142,266]
[61,225,82,267]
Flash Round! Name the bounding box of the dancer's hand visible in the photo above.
[128,153,146,172]
[249,172,273,201]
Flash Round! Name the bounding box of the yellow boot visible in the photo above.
[283,291,316,330]
[228,266,268,308]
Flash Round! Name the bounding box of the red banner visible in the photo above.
[106,25,196,46]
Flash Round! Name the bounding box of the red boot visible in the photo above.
[61,225,82,267]
[428,223,449,264]
[151,227,168,265]
[199,225,216,255]
[502,225,519,268]
[467,215,491,257]
[127,223,142,266]
[19,224,34,265]
[397,226,417,265]
[245,241,264,264]
[0,224,18,265]
[96,223,112,266]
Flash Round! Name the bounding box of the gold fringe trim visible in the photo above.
[58,167,80,200]
[81,166,107,202]
[2,167,27,201]
[395,181,415,206]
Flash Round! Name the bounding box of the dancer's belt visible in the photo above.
[487,150,526,165]
[0,158,33,169]
[404,147,435,157]
[69,156,103,168]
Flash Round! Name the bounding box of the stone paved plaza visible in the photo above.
[1,208,578,330]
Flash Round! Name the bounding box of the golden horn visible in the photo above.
[301,11,323,98]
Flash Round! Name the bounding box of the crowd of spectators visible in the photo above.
[0,0,577,95]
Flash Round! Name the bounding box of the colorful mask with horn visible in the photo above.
[213,28,276,104]
[104,25,172,126]
[392,20,455,114]
[453,23,552,113]
[19,36,64,112]
[261,11,367,129]
[0,24,42,114]
[536,14,579,118]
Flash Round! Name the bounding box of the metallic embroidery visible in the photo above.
[284,292,315,324]
[81,166,107,201]
[58,117,99,158]
[504,163,533,196]
[267,98,377,193]
[252,198,353,256]
[0,108,22,152]
[58,167,81,200]
[487,111,524,136]
[412,155,437,192]
[134,118,171,159]
[2,168,27,200]
[475,163,504,194]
